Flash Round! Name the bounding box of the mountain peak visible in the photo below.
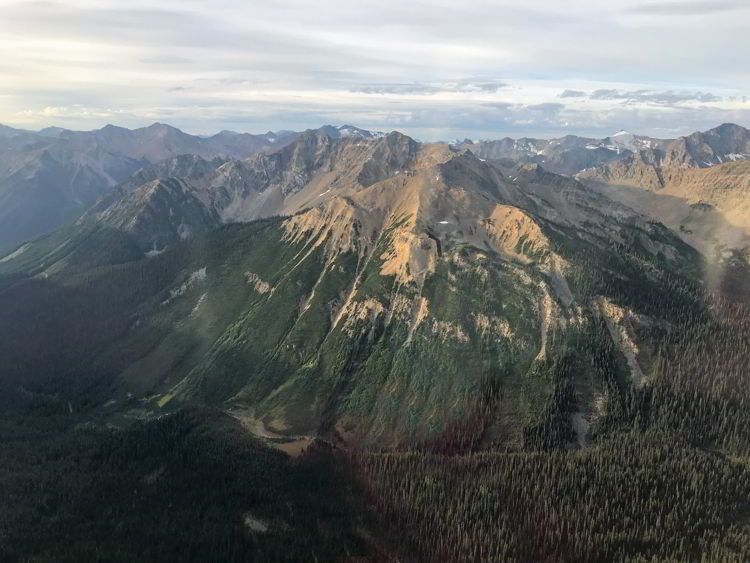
[144,122,182,134]
[708,123,748,136]
[315,124,385,139]
[715,122,744,130]
[99,123,128,132]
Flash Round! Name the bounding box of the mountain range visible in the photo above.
[0,123,379,253]
[458,123,750,260]
[2,120,748,258]
[2,121,750,561]
[458,122,750,175]
[0,121,705,434]
[2,121,748,437]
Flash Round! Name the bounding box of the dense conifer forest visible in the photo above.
[0,408,372,562]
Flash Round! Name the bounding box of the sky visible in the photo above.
[0,0,749,141]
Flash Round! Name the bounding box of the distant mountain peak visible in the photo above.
[99,123,128,132]
[713,122,744,132]
[317,124,386,139]
[144,122,183,135]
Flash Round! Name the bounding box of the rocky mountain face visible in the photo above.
[205,129,298,159]
[4,120,741,258]
[576,126,750,263]
[117,128,417,225]
[319,124,386,139]
[0,123,299,254]
[83,178,221,252]
[465,122,750,269]
[580,160,750,264]
[117,154,228,193]
[0,123,390,254]
[661,123,750,168]
[76,123,295,162]
[577,124,750,191]
[460,131,668,175]
[461,123,750,177]
[0,134,147,254]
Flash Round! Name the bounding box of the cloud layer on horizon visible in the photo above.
[0,0,748,140]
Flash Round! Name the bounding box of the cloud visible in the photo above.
[559,89,586,98]
[16,105,124,119]
[351,80,507,95]
[472,82,509,93]
[627,1,748,16]
[590,89,723,105]
[589,89,622,100]
[527,103,564,113]
[482,102,515,110]
[139,56,192,65]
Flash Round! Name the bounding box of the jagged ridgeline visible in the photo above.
[0,129,714,451]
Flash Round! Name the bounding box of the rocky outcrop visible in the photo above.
[83,178,220,251]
